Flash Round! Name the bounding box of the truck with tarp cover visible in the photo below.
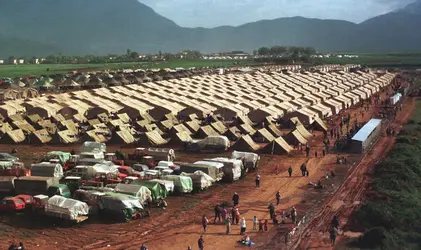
[204,158,243,182]
[100,194,145,222]
[45,195,89,223]
[178,163,222,182]
[0,176,16,196]
[113,183,151,204]
[160,175,193,194]
[80,141,106,155]
[131,180,168,201]
[43,151,72,167]
[231,151,260,172]
[180,171,215,191]
[31,162,64,178]
[0,161,29,177]
[14,176,60,195]
[185,136,230,152]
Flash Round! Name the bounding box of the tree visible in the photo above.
[126,48,131,56]
[130,51,139,59]
[258,47,270,56]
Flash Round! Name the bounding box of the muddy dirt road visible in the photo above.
[296,97,415,250]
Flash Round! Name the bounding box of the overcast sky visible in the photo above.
[138,0,414,27]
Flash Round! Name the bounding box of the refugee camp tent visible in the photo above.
[45,195,89,221]
[295,124,313,139]
[0,129,25,144]
[224,126,242,141]
[266,124,282,137]
[184,120,201,133]
[210,121,227,134]
[161,175,193,194]
[232,135,260,152]
[239,124,256,135]
[261,137,294,155]
[131,180,168,201]
[311,116,328,132]
[113,183,151,204]
[110,129,136,144]
[31,162,64,178]
[253,128,276,143]
[196,125,219,138]
[30,129,52,144]
[138,130,168,146]
[285,129,308,146]
[237,116,254,126]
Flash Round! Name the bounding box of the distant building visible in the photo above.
[18,59,24,64]
[12,59,17,65]
[0,60,4,64]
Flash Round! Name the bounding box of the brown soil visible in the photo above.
[0,94,409,250]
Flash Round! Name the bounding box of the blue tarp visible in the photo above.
[352,119,382,142]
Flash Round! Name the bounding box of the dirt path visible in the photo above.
[294,97,415,250]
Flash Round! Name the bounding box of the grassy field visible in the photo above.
[350,99,421,249]
[0,59,252,78]
[322,52,421,67]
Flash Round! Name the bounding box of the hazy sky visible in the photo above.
[139,0,414,27]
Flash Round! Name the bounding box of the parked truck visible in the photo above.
[14,176,60,196]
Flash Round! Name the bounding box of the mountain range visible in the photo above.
[0,0,420,57]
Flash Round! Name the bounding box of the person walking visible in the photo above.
[232,192,239,206]
[288,166,293,177]
[231,206,236,222]
[214,204,221,224]
[240,217,247,235]
[253,216,258,230]
[202,215,209,233]
[235,207,240,225]
[330,227,338,246]
[331,215,340,229]
[255,173,261,187]
[276,191,281,205]
[198,235,205,250]
[225,215,232,234]
[140,243,148,250]
[268,203,275,219]
[291,207,297,225]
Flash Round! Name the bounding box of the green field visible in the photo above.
[350,99,421,249]
[0,59,252,78]
[322,52,421,67]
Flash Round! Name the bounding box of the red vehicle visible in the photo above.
[0,197,26,211]
[117,166,143,179]
[92,172,122,185]
[0,162,31,177]
[14,195,34,206]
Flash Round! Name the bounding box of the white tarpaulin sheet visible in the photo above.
[181,171,214,190]
[114,184,151,204]
[150,179,175,193]
[80,141,106,154]
[45,195,89,221]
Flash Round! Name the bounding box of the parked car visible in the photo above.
[14,194,34,206]
[0,197,25,211]
[117,166,143,178]
[0,153,19,163]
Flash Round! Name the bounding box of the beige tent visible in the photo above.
[224,126,242,141]
[30,129,52,144]
[53,130,80,144]
[170,131,193,144]
[232,135,260,152]
[261,137,293,155]
[184,120,201,133]
[0,129,25,144]
[210,121,227,134]
[239,124,256,135]
[285,129,308,146]
[311,116,328,132]
[110,129,135,144]
[138,130,168,146]
[267,124,283,137]
[296,124,313,139]
[84,129,108,143]
[196,125,219,138]
[253,128,276,143]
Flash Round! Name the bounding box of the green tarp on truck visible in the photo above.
[131,180,168,201]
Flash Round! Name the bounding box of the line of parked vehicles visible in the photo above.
[0,141,260,224]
